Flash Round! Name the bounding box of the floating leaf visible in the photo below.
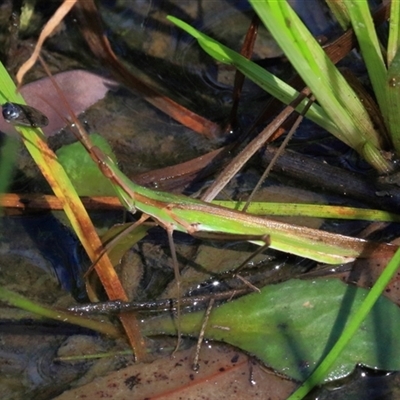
[142,279,400,382]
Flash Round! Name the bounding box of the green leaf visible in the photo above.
[142,279,400,382]
[343,0,388,130]
[56,134,117,196]
[212,201,400,222]
[325,0,351,30]
[386,50,400,153]
[166,16,339,140]
[388,0,400,66]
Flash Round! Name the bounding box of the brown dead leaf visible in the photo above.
[54,344,297,400]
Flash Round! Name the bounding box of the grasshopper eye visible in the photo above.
[2,102,49,127]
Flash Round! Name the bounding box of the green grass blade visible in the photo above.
[325,0,351,29]
[250,0,389,172]
[387,0,400,66]
[287,247,400,399]
[212,201,400,222]
[0,136,18,198]
[166,16,340,143]
[343,0,388,129]
[0,66,93,248]
[0,286,120,338]
[168,11,390,172]
[386,50,400,153]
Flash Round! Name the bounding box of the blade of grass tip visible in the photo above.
[0,286,121,338]
[250,0,389,173]
[287,247,400,400]
[387,0,400,66]
[343,1,388,125]
[0,63,147,360]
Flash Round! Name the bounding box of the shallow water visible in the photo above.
[0,1,399,399]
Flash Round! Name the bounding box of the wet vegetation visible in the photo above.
[1,1,400,399]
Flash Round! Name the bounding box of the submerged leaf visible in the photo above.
[54,345,297,400]
[56,133,116,196]
[142,279,400,382]
[0,70,116,136]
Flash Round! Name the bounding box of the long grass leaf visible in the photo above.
[167,12,390,172]
[0,286,120,337]
[386,1,400,153]
[325,0,351,29]
[387,0,400,66]
[213,201,400,222]
[386,50,400,152]
[167,16,339,142]
[343,0,388,129]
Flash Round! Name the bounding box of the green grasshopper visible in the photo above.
[26,59,398,351]
[49,76,395,268]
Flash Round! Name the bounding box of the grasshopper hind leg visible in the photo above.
[166,227,182,354]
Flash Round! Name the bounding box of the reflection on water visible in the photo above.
[0,213,84,298]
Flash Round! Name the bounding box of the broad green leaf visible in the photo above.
[142,279,400,382]
[56,133,117,196]
[288,241,400,398]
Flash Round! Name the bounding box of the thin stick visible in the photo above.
[236,275,261,293]
[233,236,271,275]
[242,94,315,212]
[201,89,309,202]
[192,298,215,371]
[16,0,78,86]
[84,214,150,278]
[167,227,182,353]
[68,288,251,314]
